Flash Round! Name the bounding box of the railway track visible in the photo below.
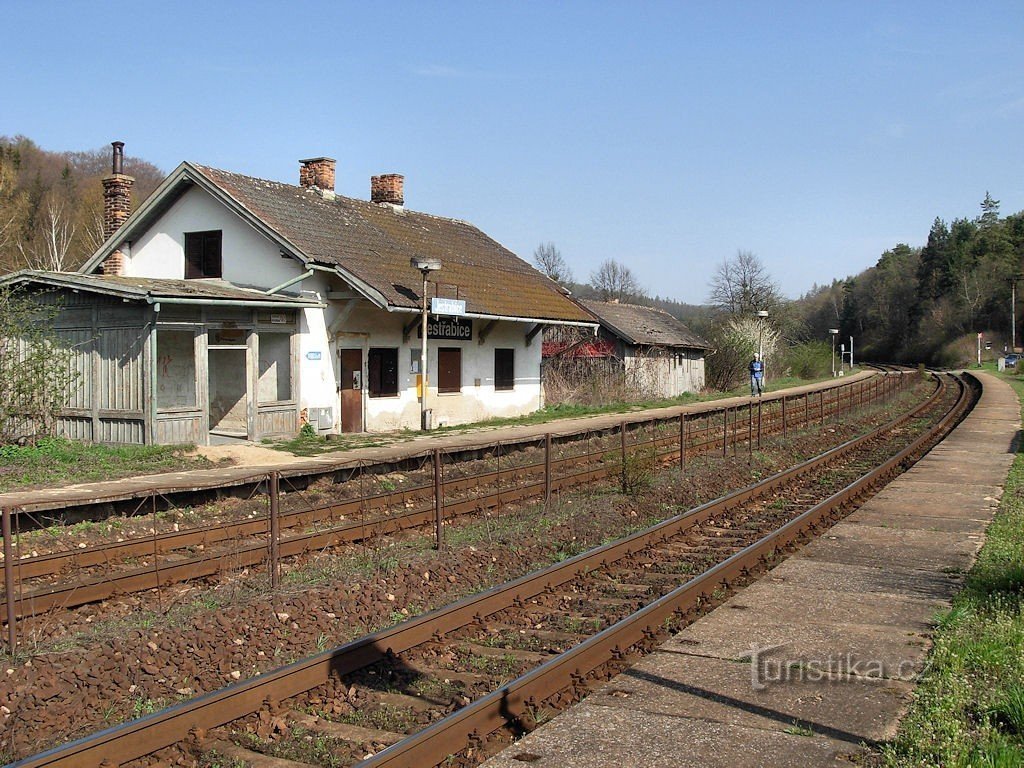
[1,372,910,623]
[7,370,972,768]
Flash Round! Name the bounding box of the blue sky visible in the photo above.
[4,1,1022,303]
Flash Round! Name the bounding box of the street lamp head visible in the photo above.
[756,310,769,318]
[411,257,442,273]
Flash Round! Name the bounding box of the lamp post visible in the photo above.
[829,329,839,377]
[755,310,769,388]
[1012,275,1023,353]
[411,257,442,430]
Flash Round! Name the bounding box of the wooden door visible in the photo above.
[339,349,363,432]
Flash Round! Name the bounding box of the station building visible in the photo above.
[1,145,595,445]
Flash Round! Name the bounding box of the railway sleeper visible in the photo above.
[204,738,317,768]
[286,710,405,747]
[458,642,555,665]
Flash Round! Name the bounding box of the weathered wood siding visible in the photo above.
[42,289,153,444]
[155,415,204,445]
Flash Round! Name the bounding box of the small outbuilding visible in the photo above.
[544,300,709,399]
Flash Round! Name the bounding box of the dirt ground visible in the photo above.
[190,443,308,466]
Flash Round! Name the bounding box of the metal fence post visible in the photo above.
[782,396,788,438]
[621,421,628,492]
[544,433,552,506]
[269,471,280,589]
[433,449,444,550]
[722,408,728,457]
[747,402,753,457]
[679,414,686,472]
[3,507,16,652]
[757,397,763,449]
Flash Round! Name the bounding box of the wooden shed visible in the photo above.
[1,271,322,445]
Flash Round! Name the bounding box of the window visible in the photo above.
[368,348,399,397]
[437,347,461,394]
[258,333,292,402]
[494,348,514,390]
[185,230,222,279]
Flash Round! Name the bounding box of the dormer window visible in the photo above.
[185,230,222,279]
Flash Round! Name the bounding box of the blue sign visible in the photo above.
[306,351,322,361]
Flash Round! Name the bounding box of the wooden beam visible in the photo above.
[524,323,544,347]
[477,319,498,345]
[402,316,421,343]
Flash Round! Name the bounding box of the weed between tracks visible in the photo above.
[878,377,1024,767]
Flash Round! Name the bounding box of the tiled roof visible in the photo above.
[0,271,320,306]
[581,300,710,349]
[192,165,593,323]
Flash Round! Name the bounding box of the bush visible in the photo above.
[0,286,78,445]
[781,341,832,379]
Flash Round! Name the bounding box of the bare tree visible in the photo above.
[708,250,783,317]
[590,259,643,301]
[16,194,77,271]
[533,242,573,284]
[39,197,76,271]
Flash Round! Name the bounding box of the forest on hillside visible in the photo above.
[534,194,1024,375]
[0,137,164,274]
[799,195,1024,365]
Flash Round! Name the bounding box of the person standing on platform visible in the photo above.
[749,354,764,397]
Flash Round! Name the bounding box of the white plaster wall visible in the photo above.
[126,186,297,289]
[329,304,544,432]
[296,273,337,418]
[118,184,553,432]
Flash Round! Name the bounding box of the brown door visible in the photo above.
[339,349,363,432]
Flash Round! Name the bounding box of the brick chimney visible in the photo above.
[101,141,134,276]
[299,157,336,196]
[371,174,404,207]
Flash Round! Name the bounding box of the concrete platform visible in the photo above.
[0,371,874,513]
[482,371,1019,768]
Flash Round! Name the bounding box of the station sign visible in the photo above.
[431,298,466,316]
[418,316,473,340]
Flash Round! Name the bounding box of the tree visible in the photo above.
[590,259,643,301]
[978,191,1000,229]
[533,242,573,284]
[708,250,783,317]
[0,285,77,443]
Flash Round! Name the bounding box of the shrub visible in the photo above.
[781,341,832,379]
[0,286,78,445]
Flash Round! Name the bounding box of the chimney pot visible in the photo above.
[299,157,336,193]
[111,141,124,174]
[371,174,404,206]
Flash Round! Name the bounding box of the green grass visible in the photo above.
[879,377,1024,766]
[0,437,216,492]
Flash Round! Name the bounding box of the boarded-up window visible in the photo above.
[157,330,196,409]
[185,230,222,279]
[494,348,514,390]
[258,333,292,402]
[437,347,461,394]
[368,348,399,397]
